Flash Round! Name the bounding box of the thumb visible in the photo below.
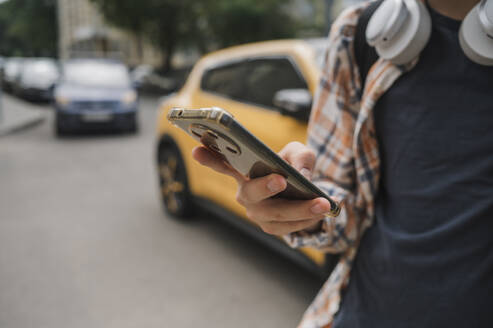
[279,142,316,180]
[299,167,312,180]
[290,150,315,180]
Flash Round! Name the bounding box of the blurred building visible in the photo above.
[57,0,162,67]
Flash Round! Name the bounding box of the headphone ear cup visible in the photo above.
[459,3,493,66]
[367,0,431,65]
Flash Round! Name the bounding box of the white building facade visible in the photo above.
[57,0,161,67]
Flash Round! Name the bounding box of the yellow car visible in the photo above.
[155,39,336,276]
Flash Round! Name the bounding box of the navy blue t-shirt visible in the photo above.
[333,5,493,328]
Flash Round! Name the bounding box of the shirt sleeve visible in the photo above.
[283,5,366,253]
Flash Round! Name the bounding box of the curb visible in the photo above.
[0,113,46,137]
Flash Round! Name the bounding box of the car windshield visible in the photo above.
[5,60,22,77]
[63,61,130,88]
[23,60,59,81]
[306,39,328,69]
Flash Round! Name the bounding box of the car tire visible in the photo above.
[128,119,139,134]
[157,142,194,219]
[55,113,67,137]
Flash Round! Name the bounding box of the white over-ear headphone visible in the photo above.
[366,0,493,66]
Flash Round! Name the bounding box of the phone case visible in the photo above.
[167,107,340,217]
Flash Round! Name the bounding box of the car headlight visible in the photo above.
[122,91,137,105]
[55,96,70,106]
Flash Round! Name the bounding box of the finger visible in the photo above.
[278,142,316,179]
[192,146,245,182]
[247,197,332,223]
[260,218,323,236]
[236,174,287,205]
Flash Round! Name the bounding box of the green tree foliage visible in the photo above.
[204,0,297,48]
[90,0,190,71]
[0,0,58,57]
[85,0,149,59]
[90,0,298,71]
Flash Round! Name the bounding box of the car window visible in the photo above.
[243,58,308,109]
[201,61,247,99]
[22,60,59,82]
[63,61,130,88]
[306,39,328,69]
[5,60,22,78]
[201,57,308,110]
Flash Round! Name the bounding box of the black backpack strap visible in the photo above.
[354,0,383,92]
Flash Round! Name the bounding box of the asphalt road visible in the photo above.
[0,95,324,328]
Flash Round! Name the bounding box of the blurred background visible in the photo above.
[0,0,365,327]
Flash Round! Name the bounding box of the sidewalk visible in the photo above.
[0,92,47,137]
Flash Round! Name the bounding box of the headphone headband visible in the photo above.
[366,0,493,66]
[479,0,493,37]
[367,0,409,46]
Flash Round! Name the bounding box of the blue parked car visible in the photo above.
[54,59,138,136]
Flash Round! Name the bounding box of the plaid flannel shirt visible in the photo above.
[283,3,419,328]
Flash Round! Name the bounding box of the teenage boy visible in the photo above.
[193,0,493,327]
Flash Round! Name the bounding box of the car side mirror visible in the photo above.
[273,88,312,122]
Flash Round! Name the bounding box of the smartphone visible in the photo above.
[167,107,340,217]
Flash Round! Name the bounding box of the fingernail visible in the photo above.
[267,178,283,192]
[311,202,329,214]
[300,168,311,179]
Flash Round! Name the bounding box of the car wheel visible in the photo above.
[128,119,139,134]
[55,114,67,137]
[158,143,194,218]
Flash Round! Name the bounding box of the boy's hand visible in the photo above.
[192,142,332,236]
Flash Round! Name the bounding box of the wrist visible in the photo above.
[303,220,323,233]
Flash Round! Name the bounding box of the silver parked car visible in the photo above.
[2,58,23,93]
[17,58,59,101]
